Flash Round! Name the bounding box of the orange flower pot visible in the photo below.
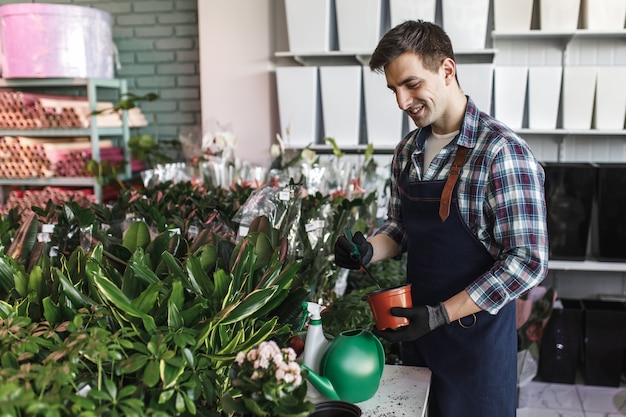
[366,284,412,331]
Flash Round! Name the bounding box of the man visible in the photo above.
[334,20,549,417]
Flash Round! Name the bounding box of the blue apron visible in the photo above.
[398,145,517,417]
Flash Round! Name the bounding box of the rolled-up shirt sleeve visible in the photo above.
[466,141,549,314]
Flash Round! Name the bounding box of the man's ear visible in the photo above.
[441,57,456,84]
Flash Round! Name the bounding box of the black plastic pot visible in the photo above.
[310,401,362,417]
[595,164,626,261]
[542,163,596,260]
[538,299,584,384]
[582,299,626,387]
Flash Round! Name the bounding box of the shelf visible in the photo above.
[549,260,626,273]
[0,77,126,89]
[295,144,396,154]
[492,29,626,41]
[0,128,125,137]
[0,77,130,203]
[516,129,626,137]
[274,49,497,66]
[0,177,96,187]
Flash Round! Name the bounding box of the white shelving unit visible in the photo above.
[274,4,626,290]
[0,77,130,203]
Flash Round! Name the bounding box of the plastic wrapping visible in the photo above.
[0,3,115,78]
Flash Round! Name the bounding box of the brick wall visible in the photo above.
[0,0,201,153]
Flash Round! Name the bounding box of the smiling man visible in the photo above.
[333,20,549,417]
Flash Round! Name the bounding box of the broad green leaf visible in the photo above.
[131,282,161,313]
[167,298,184,330]
[0,300,13,318]
[247,232,273,270]
[129,261,161,287]
[209,317,278,360]
[55,269,94,309]
[161,252,193,290]
[182,391,196,415]
[213,269,232,309]
[0,255,17,295]
[91,271,156,333]
[145,230,173,269]
[198,244,218,273]
[186,256,213,297]
[179,299,207,326]
[27,266,47,302]
[216,286,279,325]
[267,261,300,291]
[158,389,175,404]
[143,360,160,387]
[160,359,184,390]
[169,280,184,311]
[13,269,28,298]
[175,391,185,413]
[42,297,61,325]
[122,221,151,252]
[120,354,148,374]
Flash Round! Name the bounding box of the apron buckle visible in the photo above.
[458,313,477,328]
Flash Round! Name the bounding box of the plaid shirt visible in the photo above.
[377,97,549,314]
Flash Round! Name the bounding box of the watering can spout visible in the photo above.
[301,364,340,401]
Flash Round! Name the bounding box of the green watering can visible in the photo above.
[302,329,385,403]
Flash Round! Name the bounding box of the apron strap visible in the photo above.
[439,146,470,221]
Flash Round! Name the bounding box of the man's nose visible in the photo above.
[396,90,411,111]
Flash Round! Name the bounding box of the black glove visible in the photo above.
[373,303,450,343]
[334,231,373,269]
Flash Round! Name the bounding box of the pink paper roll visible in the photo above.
[0,3,114,79]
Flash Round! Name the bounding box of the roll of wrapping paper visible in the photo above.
[0,90,148,128]
[0,186,96,217]
[0,136,123,178]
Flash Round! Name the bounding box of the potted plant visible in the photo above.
[221,340,314,417]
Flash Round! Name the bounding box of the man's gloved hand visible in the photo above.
[373,303,450,343]
[333,231,373,269]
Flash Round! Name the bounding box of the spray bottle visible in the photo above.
[299,301,329,399]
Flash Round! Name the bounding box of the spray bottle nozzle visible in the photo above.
[298,301,326,331]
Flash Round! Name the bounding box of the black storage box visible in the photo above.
[582,299,626,387]
[543,163,596,260]
[539,299,584,384]
[595,164,626,261]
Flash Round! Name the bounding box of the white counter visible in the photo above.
[358,365,431,417]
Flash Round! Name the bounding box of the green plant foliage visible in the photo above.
[0,211,304,416]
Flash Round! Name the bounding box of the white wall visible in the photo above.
[198,0,279,166]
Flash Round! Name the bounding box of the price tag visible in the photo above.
[279,190,290,201]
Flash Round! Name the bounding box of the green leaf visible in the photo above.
[131,282,161,313]
[161,252,193,290]
[182,391,196,415]
[0,255,17,296]
[160,359,185,390]
[198,244,218,272]
[217,286,279,325]
[158,389,175,404]
[143,360,160,387]
[122,221,151,252]
[212,269,231,309]
[13,269,28,298]
[55,269,95,309]
[167,298,184,330]
[42,297,61,325]
[186,256,214,297]
[91,270,156,333]
[145,230,174,269]
[120,354,148,374]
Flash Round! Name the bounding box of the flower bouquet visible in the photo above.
[221,340,315,417]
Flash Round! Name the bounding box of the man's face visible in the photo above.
[384,52,452,130]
